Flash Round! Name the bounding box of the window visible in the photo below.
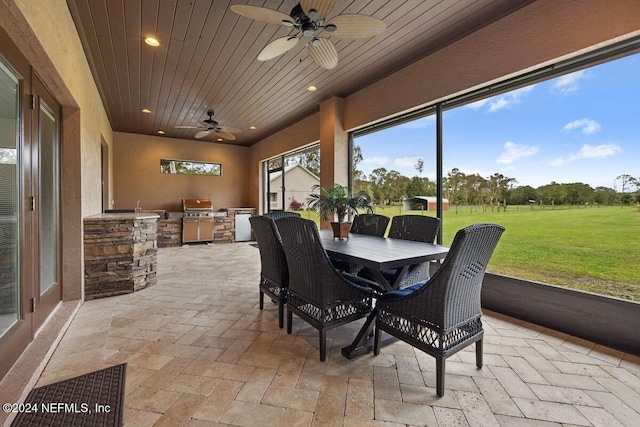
[351,47,640,301]
[262,144,320,213]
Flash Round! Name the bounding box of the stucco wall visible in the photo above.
[1,0,114,305]
[1,0,113,217]
[112,132,250,212]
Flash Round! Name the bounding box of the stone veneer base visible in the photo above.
[83,213,158,299]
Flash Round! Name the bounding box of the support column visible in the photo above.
[319,96,348,229]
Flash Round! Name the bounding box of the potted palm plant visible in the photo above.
[307,183,373,240]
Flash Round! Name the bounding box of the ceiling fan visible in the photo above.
[174,110,241,140]
[230,0,386,70]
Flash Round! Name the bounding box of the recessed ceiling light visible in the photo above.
[307,86,318,92]
[157,130,165,135]
[217,138,223,142]
[144,37,160,47]
[249,125,256,130]
[142,108,152,114]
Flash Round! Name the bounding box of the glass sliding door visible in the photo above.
[0,60,20,339]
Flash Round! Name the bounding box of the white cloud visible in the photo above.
[496,141,539,164]
[552,70,587,94]
[392,156,423,168]
[489,98,509,112]
[549,143,622,167]
[563,118,601,135]
[361,156,389,166]
[487,86,535,112]
[463,86,535,112]
[569,144,622,160]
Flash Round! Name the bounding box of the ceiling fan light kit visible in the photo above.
[230,1,386,70]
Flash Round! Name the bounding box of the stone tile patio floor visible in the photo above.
[37,242,640,426]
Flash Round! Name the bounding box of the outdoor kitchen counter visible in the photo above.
[83,213,159,299]
[85,212,160,220]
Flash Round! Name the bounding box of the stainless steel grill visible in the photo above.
[182,199,214,244]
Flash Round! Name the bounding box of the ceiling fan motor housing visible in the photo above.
[290,4,320,37]
[204,110,218,127]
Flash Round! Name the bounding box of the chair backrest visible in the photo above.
[350,214,390,237]
[263,211,301,220]
[275,216,343,304]
[249,215,288,287]
[388,215,440,243]
[425,223,505,328]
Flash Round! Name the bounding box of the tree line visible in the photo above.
[352,151,639,207]
[284,146,639,207]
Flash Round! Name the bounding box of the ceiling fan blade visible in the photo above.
[215,131,236,141]
[216,125,241,134]
[258,36,299,61]
[174,125,202,129]
[229,5,293,26]
[326,15,386,39]
[300,0,337,20]
[307,37,338,69]
[194,130,211,139]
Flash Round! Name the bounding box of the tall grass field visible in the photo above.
[299,205,640,301]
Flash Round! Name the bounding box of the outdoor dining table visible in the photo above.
[319,229,449,359]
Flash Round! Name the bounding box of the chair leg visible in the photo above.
[436,357,446,397]
[374,325,381,355]
[476,338,483,368]
[319,329,327,362]
[259,290,264,310]
[287,310,293,334]
[278,301,284,329]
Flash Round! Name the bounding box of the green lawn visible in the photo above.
[299,205,640,301]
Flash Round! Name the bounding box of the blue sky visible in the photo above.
[355,52,639,189]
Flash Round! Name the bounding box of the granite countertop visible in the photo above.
[84,212,160,220]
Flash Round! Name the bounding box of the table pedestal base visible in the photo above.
[341,309,397,359]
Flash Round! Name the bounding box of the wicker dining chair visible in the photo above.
[330,214,390,274]
[388,214,440,242]
[276,216,373,362]
[249,215,290,329]
[379,215,441,288]
[374,223,505,396]
[263,210,301,220]
[350,213,390,237]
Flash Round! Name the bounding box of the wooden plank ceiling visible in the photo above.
[66,0,531,146]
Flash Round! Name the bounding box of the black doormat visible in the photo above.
[11,363,126,427]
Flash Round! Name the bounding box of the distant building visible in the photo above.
[268,164,319,210]
[403,196,449,211]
